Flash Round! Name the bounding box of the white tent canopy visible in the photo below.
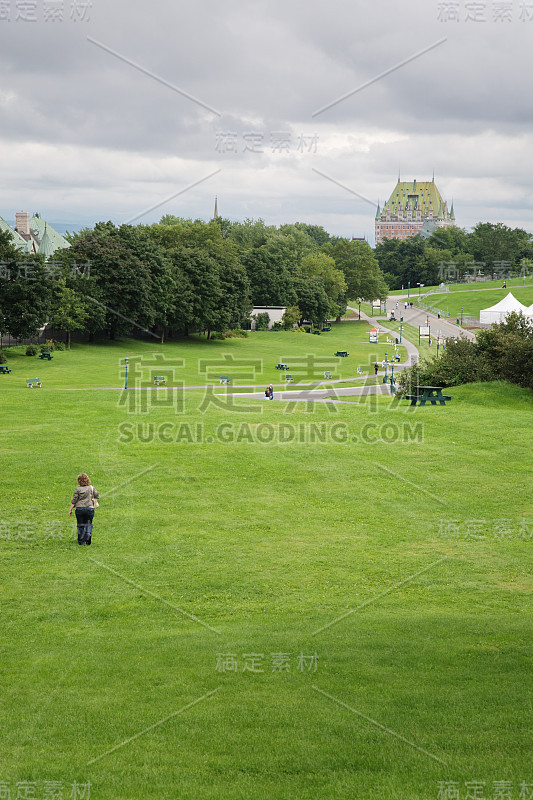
[524,303,533,320]
[479,292,529,324]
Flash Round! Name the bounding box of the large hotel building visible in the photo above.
[375,177,455,245]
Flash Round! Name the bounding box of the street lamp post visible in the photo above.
[124,357,129,390]
[383,352,388,384]
[399,321,403,343]
[358,300,361,320]
[461,306,463,326]
[408,280,410,299]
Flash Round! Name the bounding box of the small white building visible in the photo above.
[251,306,287,330]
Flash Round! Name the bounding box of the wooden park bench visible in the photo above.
[404,386,452,406]
[334,351,349,357]
[0,365,12,374]
[153,376,166,386]
[219,376,231,385]
[275,363,289,370]
[39,352,53,361]
[27,378,42,388]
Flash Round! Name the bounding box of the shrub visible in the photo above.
[53,341,66,351]
[253,312,270,331]
[0,350,7,364]
[396,338,494,397]
[271,321,283,331]
[210,331,225,340]
[223,329,248,339]
[26,345,38,356]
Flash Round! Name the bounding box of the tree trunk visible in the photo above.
[67,330,71,350]
[336,315,341,323]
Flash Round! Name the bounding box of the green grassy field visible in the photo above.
[1,322,404,389]
[1,334,532,800]
[423,287,533,320]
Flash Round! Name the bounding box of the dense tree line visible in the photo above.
[376,223,533,290]
[0,217,388,343]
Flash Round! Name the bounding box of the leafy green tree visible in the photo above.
[0,255,52,340]
[299,252,347,319]
[468,223,530,276]
[48,279,88,348]
[292,275,329,325]
[281,306,301,329]
[67,222,155,339]
[326,239,387,303]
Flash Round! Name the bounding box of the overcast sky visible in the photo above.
[0,0,532,243]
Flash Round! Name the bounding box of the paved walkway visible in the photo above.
[381,301,476,342]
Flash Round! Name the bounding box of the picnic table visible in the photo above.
[404,386,452,406]
[275,363,289,370]
[39,352,53,360]
[334,351,349,357]
[27,378,42,388]
[0,365,11,374]
[153,376,166,386]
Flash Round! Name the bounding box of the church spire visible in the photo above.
[213,196,219,219]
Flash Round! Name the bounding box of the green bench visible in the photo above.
[283,374,294,383]
[27,378,42,388]
[219,376,231,385]
[275,364,289,370]
[324,371,332,379]
[0,365,11,374]
[39,352,53,360]
[153,376,166,386]
[323,325,331,332]
[312,329,321,335]
[334,351,349,357]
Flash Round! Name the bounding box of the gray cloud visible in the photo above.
[0,0,532,241]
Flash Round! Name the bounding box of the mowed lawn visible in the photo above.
[0,337,532,800]
[1,321,404,391]
[427,287,533,319]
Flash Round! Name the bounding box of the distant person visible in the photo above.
[69,473,100,546]
[395,302,398,310]
[265,384,274,400]
[374,362,379,375]
[437,312,441,319]
[404,302,408,310]
[502,280,507,288]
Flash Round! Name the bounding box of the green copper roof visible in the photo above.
[0,215,29,251]
[38,225,54,258]
[30,214,70,253]
[381,180,449,218]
